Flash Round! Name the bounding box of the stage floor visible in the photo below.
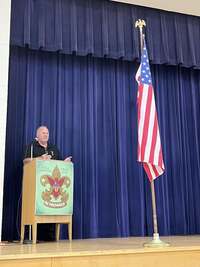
[0,235,200,266]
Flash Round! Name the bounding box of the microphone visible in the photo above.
[32,137,38,143]
[31,138,38,160]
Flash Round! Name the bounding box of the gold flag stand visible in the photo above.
[135,19,170,248]
[144,181,169,247]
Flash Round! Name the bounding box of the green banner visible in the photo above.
[35,159,73,215]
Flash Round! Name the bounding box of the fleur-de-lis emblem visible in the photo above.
[40,166,71,208]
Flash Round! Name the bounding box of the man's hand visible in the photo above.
[64,156,72,162]
[41,153,52,160]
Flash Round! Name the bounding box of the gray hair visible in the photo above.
[36,126,49,137]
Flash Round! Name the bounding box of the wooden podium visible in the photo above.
[21,159,73,244]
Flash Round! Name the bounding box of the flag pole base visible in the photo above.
[143,233,170,248]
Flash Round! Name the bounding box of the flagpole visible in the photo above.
[150,180,159,238]
[135,19,169,247]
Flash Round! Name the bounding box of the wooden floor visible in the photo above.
[0,236,200,266]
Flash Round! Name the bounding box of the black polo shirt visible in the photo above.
[24,141,60,160]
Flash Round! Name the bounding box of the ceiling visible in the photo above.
[111,0,200,17]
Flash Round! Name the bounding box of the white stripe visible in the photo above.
[144,89,155,162]
[154,129,161,165]
[156,165,164,175]
[147,163,156,180]
[151,93,161,166]
[147,163,164,180]
[138,84,149,161]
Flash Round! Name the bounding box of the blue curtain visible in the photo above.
[3,45,200,240]
[11,0,200,68]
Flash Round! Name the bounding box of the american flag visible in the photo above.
[135,38,165,181]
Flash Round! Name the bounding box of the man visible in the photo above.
[23,126,72,241]
[24,126,72,163]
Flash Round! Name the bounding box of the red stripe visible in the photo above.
[149,113,158,164]
[151,165,159,178]
[158,147,164,168]
[137,84,143,123]
[137,85,144,159]
[143,163,153,182]
[140,86,153,161]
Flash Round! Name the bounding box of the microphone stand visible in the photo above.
[30,138,37,160]
[30,144,33,160]
[24,138,37,244]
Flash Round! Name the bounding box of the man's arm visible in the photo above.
[23,154,52,165]
[64,156,72,162]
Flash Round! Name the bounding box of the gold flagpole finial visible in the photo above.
[135,19,146,30]
[135,19,146,52]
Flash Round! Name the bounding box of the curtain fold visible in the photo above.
[10,0,200,68]
[3,46,200,240]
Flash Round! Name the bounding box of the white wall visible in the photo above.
[0,1,11,240]
[111,0,200,16]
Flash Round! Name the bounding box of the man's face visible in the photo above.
[37,127,49,143]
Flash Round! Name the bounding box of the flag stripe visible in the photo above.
[137,85,143,160]
[143,163,152,179]
[149,113,158,163]
[138,84,148,161]
[144,86,156,162]
[154,127,161,166]
[152,165,159,178]
[158,148,164,169]
[140,85,153,161]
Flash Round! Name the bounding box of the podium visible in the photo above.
[21,159,73,244]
